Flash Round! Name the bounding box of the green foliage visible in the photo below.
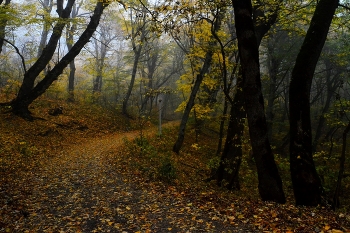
[158,154,177,182]
[123,135,177,182]
[207,156,220,171]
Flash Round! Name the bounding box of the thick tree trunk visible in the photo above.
[289,0,338,206]
[233,0,285,203]
[11,1,108,119]
[216,0,280,191]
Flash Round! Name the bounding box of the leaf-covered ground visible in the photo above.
[1,100,350,232]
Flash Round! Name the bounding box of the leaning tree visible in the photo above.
[1,0,114,120]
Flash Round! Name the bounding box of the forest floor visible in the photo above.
[1,99,350,232]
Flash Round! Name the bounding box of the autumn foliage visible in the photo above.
[1,98,349,232]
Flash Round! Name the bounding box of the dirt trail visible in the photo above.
[3,125,255,232]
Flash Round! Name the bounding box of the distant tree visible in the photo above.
[89,12,121,98]
[139,35,180,114]
[66,0,84,102]
[36,0,53,58]
[122,5,149,117]
[0,0,11,54]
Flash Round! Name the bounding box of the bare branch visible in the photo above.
[3,38,27,73]
[338,3,350,10]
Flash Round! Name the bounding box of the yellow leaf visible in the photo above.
[238,214,244,219]
[331,230,344,233]
[126,206,131,210]
[324,225,331,230]
[168,228,172,231]
[107,221,113,226]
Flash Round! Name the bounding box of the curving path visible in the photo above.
[2,126,256,232]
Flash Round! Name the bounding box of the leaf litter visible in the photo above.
[1,101,350,232]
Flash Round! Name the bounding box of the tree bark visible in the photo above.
[233,0,285,203]
[289,0,338,206]
[10,1,108,119]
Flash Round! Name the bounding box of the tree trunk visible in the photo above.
[172,10,223,154]
[332,121,350,209]
[0,0,11,54]
[266,41,279,142]
[122,8,147,117]
[67,59,76,102]
[233,0,285,203]
[313,64,341,151]
[216,99,229,156]
[15,0,75,102]
[289,0,338,206]
[66,1,80,102]
[122,45,142,117]
[217,76,245,190]
[37,0,53,58]
[11,1,108,119]
[66,23,76,102]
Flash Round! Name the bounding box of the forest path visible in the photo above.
[6,123,254,232]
